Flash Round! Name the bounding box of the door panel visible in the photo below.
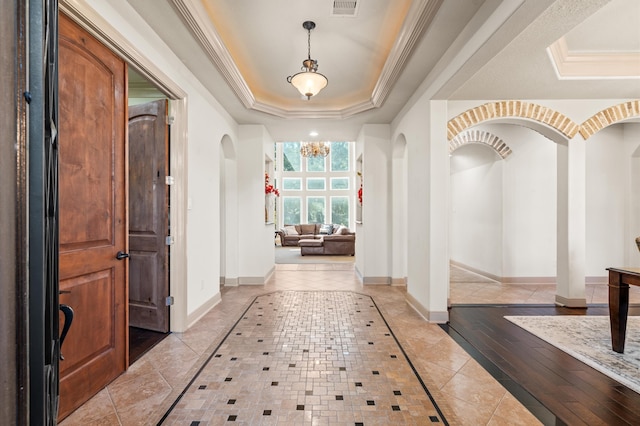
[128,100,170,332]
[57,13,127,420]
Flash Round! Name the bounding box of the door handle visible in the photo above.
[116,251,129,260]
[59,304,74,360]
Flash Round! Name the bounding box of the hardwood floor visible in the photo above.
[129,326,169,365]
[444,304,640,426]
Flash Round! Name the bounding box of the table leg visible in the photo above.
[609,270,630,353]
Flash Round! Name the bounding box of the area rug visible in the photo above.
[275,246,355,264]
[505,315,640,394]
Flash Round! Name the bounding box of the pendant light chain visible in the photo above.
[307,26,312,61]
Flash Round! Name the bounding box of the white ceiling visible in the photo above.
[127,0,640,142]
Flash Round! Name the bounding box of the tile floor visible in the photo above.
[60,264,638,425]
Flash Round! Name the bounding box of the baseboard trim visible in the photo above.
[221,277,239,287]
[238,276,265,285]
[187,292,222,329]
[405,292,449,323]
[555,295,587,308]
[363,276,391,285]
[586,276,607,285]
[450,260,501,282]
[501,276,557,284]
[391,277,407,287]
[238,267,274,285]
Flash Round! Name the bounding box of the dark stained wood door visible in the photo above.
[57,13,128,420]
[128,100,170,332]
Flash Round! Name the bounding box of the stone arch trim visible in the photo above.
[447,101,580,141]
[449,130,512,158]
[579,100,640,139]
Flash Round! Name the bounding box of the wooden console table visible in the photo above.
[608,267,640,353]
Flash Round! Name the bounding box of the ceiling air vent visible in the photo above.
[332,1,359,16]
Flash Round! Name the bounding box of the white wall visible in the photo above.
[501,125,557,278]
[186,95,223,312]
[450,143,503,276]
[354,125,391,283]
[391,135,408,283]
[586,124,640,275]
[236,125,276,283]
[627,124,640,266]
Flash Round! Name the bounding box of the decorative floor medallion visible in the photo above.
[159,291,447,424]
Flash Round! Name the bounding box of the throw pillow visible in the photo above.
[319,224,333,235]
[284,225,298,235]
[335,225,347,235]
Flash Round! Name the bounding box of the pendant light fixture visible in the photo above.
[300,141,330,158]
[287,21,328,100]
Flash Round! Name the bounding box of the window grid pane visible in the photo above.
[307,197,325,223]
[307,156,325,172]
[307,178,326,190]
[330,142,349,172]
[283,178,302,190]
[283,197,301,225]
[331,197,349,226]
[330,177,349,190]
[282,142,301,172]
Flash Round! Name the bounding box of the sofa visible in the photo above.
[277,223,324,246]
[277,223,355,256]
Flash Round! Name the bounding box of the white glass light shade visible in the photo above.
[289,71,328,99]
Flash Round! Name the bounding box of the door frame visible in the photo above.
[59,1,189,332]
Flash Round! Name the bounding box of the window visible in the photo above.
[283,178,301,190]
[282,142,301,172]
[307,197,325,223]
[307,156,325,172]
[307,178,325,190]
[330,142,349,171]
[331,197,349,225]
[282,197,301,225]
[330,177,349,190]
[277,141,354,227]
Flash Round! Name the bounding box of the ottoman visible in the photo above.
[299,238,324,255]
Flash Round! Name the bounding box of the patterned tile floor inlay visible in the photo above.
[159,291,446,425]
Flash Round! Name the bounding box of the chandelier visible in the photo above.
[287,21,328,100]
[300,141,330,158]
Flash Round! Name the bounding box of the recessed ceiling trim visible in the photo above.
[548,37,640,79]
[171,0,443,119]
[251,100,375,120]
[171,0,256,106]
[372,0,444,106]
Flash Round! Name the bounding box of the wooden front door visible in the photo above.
[57,13,127,420]
[128,100,170,332]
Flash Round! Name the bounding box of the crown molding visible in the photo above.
[371,0,443,106]
[170,0,255,106]
[548,37,640,79]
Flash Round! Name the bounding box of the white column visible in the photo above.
[428,101,450,321]
[556,137,587,307]
[404,101,449,322]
